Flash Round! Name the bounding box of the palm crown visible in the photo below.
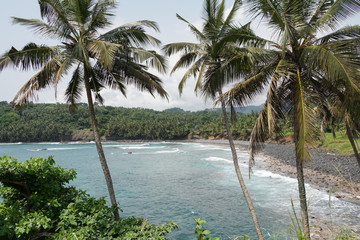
[0,0,168,109]
[164,0,265,98]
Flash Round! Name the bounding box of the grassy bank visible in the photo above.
[318,132,360,155]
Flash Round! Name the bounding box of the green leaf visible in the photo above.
[203,230,211,235]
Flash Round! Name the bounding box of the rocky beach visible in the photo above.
[192,139,360,196]
[191,139,360,239]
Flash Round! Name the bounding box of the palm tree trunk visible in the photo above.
[220,98,263,240]
[293,109,311,239]
[345,117,360,169]
[84,72,120,221]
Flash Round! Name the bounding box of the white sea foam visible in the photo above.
[67,141,92,144]
[104,143,157,149]
[252,169,298,184]
[120,146,165,150]
[197,145,228,150]
[28,147,83,151]
[0,142,23,145]
[34,142,61,145]
[29,149,47,152]
[122,148,184,155]
[176,142,198,145]
[202,156,232,163]
[155,148,180,154]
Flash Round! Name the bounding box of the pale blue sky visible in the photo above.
[0,1,359,111]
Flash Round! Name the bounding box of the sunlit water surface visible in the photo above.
[1,142,359,239]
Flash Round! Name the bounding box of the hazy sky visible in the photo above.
[0,1,359,111]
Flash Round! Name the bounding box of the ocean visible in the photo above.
[1,141,359,239]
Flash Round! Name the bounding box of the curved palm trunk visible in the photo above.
[293,103,311,239]
[345,117,360,169]
[220,98,263,240]
[293,138,310,239]
[84,73,120,221]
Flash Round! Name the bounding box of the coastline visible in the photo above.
[4,138,359,200]
[1,139,359,238]
[8,138,359,198]
[187,139,360,200]
[187,139,360,238]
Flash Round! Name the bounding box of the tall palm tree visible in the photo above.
[314,84,360,167]
[164,0,264,238]
[220,0,360,238]
[0,0,168,220]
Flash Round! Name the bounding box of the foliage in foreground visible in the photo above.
[0,156,176,239]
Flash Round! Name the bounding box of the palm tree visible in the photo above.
[220,0,360,238]
[164,0,264,238]
[314,84,360,167]
[0,0,168,220]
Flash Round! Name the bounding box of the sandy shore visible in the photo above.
[185,139,360,239]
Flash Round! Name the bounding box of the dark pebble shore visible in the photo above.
[190,139,360,237]
[191,139,360,198]
[258,142,360,183]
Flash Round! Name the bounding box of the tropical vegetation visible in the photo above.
[218,0,360,238]
[0,0,168,220]
[0,155,177,239]
[0,101,261,142]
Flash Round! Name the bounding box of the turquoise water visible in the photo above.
[1,142,359,239]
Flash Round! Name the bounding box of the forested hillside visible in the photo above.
[0,102,266,142]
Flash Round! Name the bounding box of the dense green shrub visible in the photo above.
[0,156,177,239]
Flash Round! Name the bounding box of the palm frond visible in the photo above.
[195,61,207,94]
[312,0,360,30]
[100,25,161,47]
[217,57,282,107]
[88,40,119,70]
[176,14,206,41]
[246,0,285,30]
[215,0,226,28]
[53,57,75,99]
[120,20,160,32]
[110,58,168,100]
[248,102,269,174]
[177,57,206,94]
[294,69,316,163]
[38,0,79,38]
[12,53,68,107]
[0,43,60,71]
[12,17,76,41]
[317,25,360,44]
[87,67,106,102]
[93,62,127,96]
[301,45,360,92]
[170,52,200,74]
[87,0,116,32]
[131,48,167,74]
[163,42,203,56]
[65,64,83,111]
[214,25,271,55]
[220,0,242,34]
[203,0,218,27]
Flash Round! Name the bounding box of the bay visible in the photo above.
[1,141,359,239]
